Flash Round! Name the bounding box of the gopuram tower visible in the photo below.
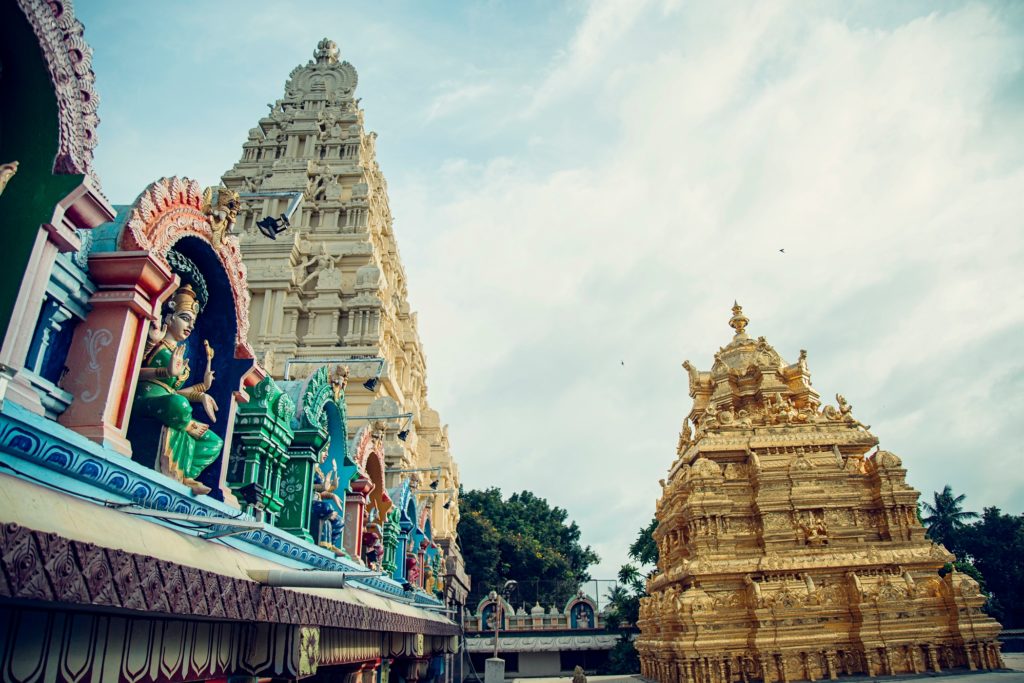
[637,304,1002,683]
[219,39,465,589]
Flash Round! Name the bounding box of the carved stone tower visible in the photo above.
[636,304,1002,683]
[219,39,463,578]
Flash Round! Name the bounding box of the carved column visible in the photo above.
[278,425,326,543]
[229,376,295,521]
[393,519,413,582]
[804,653,816,682]
[343,476,372,558]
[777,654,788,683]
[824,651,837,680]
[382,507,400,574]
[58,251,176,455]
[417,542,427,589]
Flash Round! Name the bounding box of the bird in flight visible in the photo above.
[779,248,785,253]
[620,361,624,366]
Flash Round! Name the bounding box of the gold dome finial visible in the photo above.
[729,301,749,338]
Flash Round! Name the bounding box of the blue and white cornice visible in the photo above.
[0,400,440,604]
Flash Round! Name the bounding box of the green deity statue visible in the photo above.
[134,284,222,495]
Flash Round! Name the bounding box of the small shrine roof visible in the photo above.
[670,303,877,471]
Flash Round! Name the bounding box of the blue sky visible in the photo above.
[77,0,1024,586]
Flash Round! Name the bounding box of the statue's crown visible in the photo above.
[168,284,201,315]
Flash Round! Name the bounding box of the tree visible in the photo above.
[921,485,978,553]
[958,507,1024,628]
[457,487,599,607]
[921,486,1023,628]
[600,517,658,675]
[628,517,659,567]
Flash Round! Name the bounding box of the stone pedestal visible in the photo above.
[484,657,505,683]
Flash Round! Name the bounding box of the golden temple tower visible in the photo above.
[637,304,1002,683]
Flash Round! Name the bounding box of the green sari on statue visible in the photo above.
[134,340,222,483]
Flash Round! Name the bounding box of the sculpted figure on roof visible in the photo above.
[134,285,221,495]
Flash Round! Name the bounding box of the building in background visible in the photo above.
[219,39,468,616]
[637,304,1003,683]
[464,591,619,678]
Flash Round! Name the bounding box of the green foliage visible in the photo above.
[921,485,978,553]
[957,506,1024,628]
[601,637,640,675]
[599,518,656,675]
[628,517,659,567]
[922,486,1024,628]
[617,564,644,595]
[457,487,599,607]
[939,559,986,588]
[458,509,502,598]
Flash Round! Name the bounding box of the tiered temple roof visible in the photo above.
[219,39,465,600]
[637,304,1003,683]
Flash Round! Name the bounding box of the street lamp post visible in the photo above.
[484,581,517,683]
[489,590,500,659]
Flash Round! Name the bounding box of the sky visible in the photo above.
[76,0,1024,588]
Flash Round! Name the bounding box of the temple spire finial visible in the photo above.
[729,301,749,338]
[315,38,340,64]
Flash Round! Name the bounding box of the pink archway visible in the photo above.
[119,177,255,360]
[353,427,393,517]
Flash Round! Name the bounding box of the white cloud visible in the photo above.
[426,82,497,121]
[398,1,1024,580]
[81,0,1024,585]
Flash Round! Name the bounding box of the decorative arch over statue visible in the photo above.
[12,0,100,179]
[350,424,393,566]
[60,177,263,503]
[476,596,512,632]
[565,591,597,629]
[117,177,254,358]
[275,365,351,556]
[0,0,114,413]
[353,424,393,519]
[387,479,420,583]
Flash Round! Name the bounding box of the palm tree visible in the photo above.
[921,485,978,550]
[617,563,644,594]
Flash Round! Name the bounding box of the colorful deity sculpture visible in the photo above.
[201,186,241,247]
[423,559,435,594]
[363,522,384,569]
[133,285,221,495]
[406,554,420,585]
[312,448,346,555]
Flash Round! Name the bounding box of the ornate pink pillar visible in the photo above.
[58,251,177,455]
[344,477,373,557]
[418,541,428,589]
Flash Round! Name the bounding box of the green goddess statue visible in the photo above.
[134,284,221,495]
